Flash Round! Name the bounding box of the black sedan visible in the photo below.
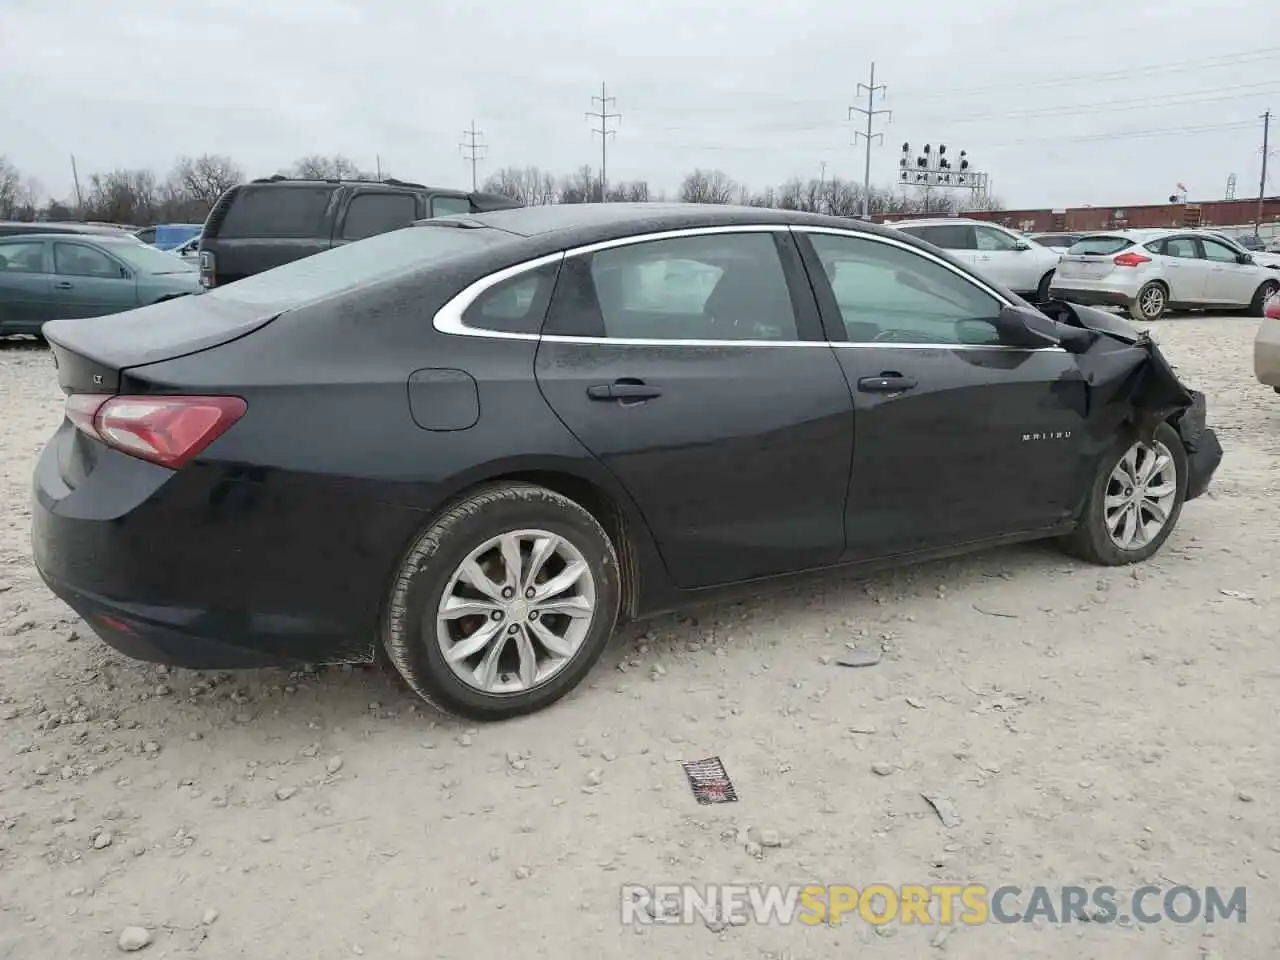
[32,204,1223,720]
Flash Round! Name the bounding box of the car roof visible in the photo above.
[243,176,462,194]
[0,232,137,244]
[418,202,909,246]
[885,217,994,227]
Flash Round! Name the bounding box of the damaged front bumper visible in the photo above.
[1171,390,1222,502]
[1039,298,1224,502]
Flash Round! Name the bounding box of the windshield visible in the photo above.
[1067,236,1134,256]
[111,241,198,273]
[207,224,508,306]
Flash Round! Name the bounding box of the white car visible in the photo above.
[1050,228,1280,321]
[170,236,200,264]
[885,218,1063,301]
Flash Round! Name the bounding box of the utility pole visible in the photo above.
[376,154,383,180]
[586,83,621,202]
[69,154,83,217]
[1258,109,1271,237]
[819,160,828,215]
[849,63,890,220]
[459,121,488,191]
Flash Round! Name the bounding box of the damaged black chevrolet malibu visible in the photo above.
[31,204,1223,720]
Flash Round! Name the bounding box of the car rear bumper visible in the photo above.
[1255,319,1280,387]
[31,422,418,669]
[1048,286,1135,308]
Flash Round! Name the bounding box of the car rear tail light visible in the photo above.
[1113,251,1152,268]
[198,251,216,289]
[65,394,246,469]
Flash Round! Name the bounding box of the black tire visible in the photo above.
[1128,281,1168,322]
[1249,278,1279,317]
[383,482,621,721]
[1059,422,1187,566]
[1035,270,1055,303]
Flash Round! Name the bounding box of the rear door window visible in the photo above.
[341,192,419,241]
[217,186,335,238]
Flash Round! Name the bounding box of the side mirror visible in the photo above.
[994,304,1062,349]
[1012,241,1031,251]
[1236,253,1253,265]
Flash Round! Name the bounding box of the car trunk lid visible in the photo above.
[44,295,281,395]
[1056,236,1137,281]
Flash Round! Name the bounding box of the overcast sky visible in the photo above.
[2,0,1276,210]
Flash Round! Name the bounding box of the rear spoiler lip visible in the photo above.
[43,299,285,379]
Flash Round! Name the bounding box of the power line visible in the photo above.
[848,62,890,219]
[628,47,1280,115]
[586,82,621,201]
[459,120,488,191]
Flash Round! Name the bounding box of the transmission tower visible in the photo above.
[459,120,488,191]
[586,83,621,202]
[848,63,890,220]
[1225,173,1237,200]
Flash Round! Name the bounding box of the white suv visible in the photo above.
[1050,229,1280,321]
[886,218,1062,300]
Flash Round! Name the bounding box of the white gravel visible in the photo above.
[0,317,1276,958]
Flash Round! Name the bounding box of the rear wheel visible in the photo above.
[1129,281,1168,322]
[383,482,620,721]
[1059,422,1186,565]
[1250,278,1279,316]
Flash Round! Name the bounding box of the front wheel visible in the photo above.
[383,482,621,721]
[1059,422,1187,565]
[1128,281,1168,322]
[1250,278,1279,317]
[1035,270,1055,303]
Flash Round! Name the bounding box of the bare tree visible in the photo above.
[606,180,650,202]
[960,189,1006,213]
[286,155,376,181]
[483,166,560,205]
[83,169,158,226]
[0,156,39,220]
[171,154,244,209]
[679,169,736,204]
[559,166,599,204]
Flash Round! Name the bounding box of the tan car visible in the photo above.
[1257,291,1280,393]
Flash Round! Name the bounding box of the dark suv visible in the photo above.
[197,177,520,288]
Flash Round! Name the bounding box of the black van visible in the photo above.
[197,177,521,288]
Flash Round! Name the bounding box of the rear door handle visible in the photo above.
[857,374,918,394]
[586,382,662,402]
[54,281,73,289]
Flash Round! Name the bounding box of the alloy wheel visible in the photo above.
[1103,440,1178,551]
[1140,285,1165,318]
[435,529,597,695]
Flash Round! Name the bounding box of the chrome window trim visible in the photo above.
[431,222,1065,353]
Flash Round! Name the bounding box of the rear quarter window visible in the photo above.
[216,186,335,239]
[1066,237,1134,255]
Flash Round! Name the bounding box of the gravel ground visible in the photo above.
[0,316,1277,959]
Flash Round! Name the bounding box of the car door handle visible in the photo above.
[857,374,918,393]
[54,281,74,289]
[975,255,993,261]
[586,381,662,402]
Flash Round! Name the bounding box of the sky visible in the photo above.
[2,0,1277,211]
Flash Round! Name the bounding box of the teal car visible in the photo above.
[0,233,201,336]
